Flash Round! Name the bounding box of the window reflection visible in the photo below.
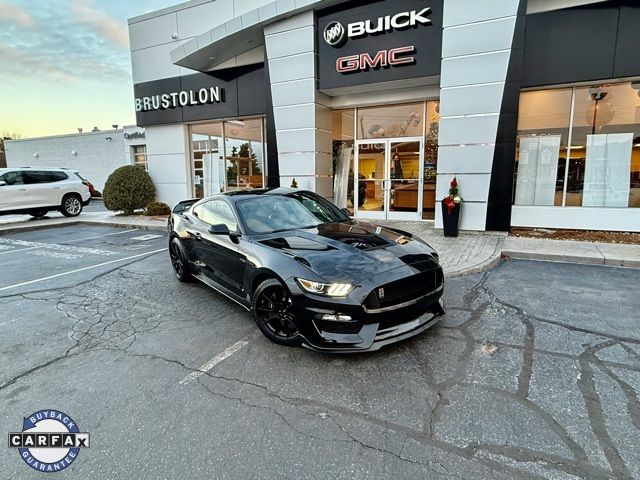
[190,117,266,198]
[514,82,640,208]
[357,103,423,139]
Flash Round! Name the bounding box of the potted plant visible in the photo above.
[441,176,462,237]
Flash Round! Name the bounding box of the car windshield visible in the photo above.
[236,196,324,234]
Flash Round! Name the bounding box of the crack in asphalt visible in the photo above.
[1,256,639,479]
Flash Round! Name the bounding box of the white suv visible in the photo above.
[0,167,92,218]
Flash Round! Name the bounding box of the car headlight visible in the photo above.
[296,278,354,297]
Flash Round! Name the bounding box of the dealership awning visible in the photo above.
[170,0,347,73]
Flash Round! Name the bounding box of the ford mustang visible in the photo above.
[168,189,445,352]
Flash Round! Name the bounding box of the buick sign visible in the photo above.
[323,6,432,47]
[323,21,346,47]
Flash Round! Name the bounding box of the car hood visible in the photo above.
[256,221,439,283]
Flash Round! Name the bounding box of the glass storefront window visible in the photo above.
[357,103,423,139]
[332,101,439,220]
[514,81,640,208]
[190,117,266,198]
[569,83,640,208]
[514,88,572,207]
[224,118,265,191]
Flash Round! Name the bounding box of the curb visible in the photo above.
[501,250,640,269]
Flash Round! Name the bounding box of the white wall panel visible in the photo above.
[176,1,234,39]
[438,144,496,173]
[435,201,489,231]
[436,174,490,202]
[146,153,188,184]
[268,52,315,83]
[511,206,640,232]
[273,104,316,129]
[264,25,314,59]
[131,43,182,84]
[271,79,316,106]
[443,17,516,57]
[440,83,505,116]
[145,125,188,156]
[439,115,500,145]
[129,13,177,51]
[444,0,519,27]
[441,51,511,88]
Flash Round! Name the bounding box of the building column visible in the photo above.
[145,124,191,206]
[264,11,333,198]
[436,0,524,231]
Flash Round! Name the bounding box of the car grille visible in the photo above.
[314,320,363,335]
[363,268,443,310]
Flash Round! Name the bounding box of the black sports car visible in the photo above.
[168,189,445,352]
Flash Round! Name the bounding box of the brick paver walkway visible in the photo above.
[379,221,505,276]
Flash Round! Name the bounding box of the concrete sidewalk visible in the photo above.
[1,212,639,274]
[503,236,640,268]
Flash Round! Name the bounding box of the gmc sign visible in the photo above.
[336,46,416,73]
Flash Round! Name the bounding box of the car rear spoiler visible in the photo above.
[172,198,199,214]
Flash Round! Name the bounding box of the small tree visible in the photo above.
[103,165,156,215]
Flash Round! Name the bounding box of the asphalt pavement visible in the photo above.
[0,225,639,479]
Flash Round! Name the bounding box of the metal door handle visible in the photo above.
[18,188,27,191]
[53,186,61,189]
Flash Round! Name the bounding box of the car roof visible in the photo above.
[0,167,79,172]
[202,188,310,204]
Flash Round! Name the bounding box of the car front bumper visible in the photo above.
[285,273,445,353]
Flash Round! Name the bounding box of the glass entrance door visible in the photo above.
[354,137,424,220]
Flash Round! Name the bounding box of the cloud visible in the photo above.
[70,0,128,48]
[0,1,34,28]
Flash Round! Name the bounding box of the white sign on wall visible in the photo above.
[515,135,561,206]
[583,133,632,208]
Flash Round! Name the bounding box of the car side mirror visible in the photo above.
[0,181,6,187]
[208,223,230,235]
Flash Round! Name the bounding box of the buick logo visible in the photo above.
[323,21,346,47]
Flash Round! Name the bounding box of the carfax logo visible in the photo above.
[8,410,90,473]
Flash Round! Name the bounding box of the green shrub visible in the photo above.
[103,165,156,215]
[145,201,171,216]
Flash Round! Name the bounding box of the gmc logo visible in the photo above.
[336,46,416,73]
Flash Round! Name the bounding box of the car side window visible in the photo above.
[201,201,238,231]
[0,171,24,185]
[23,171,53,184]
[50,172,69,182]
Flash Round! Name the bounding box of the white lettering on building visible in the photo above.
[134,87,224,112]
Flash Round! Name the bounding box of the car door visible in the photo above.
[0,170,28,211]
[22,170,55,207]
[192,200,247,296]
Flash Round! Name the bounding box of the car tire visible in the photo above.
[29,209,48,218]
[169,237,192,282]
[60,194,83,217]
[252,278,301,347]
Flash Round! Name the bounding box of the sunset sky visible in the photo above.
[0,0,177,138]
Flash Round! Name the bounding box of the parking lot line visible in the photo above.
[0,248,166,292]
[0,228,140,256]
[179,330,260,385]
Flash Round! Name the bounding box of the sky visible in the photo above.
[0,0,178,138]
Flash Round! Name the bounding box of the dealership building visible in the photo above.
[128,0,640,231]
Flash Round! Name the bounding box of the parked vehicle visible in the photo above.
[0,167,92,217]
[168,188,445,352]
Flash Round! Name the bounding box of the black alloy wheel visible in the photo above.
[169,237,192,282]
[253,279,301,347]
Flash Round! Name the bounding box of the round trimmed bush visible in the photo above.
[103,165,156,215]
[145,201,171,216]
